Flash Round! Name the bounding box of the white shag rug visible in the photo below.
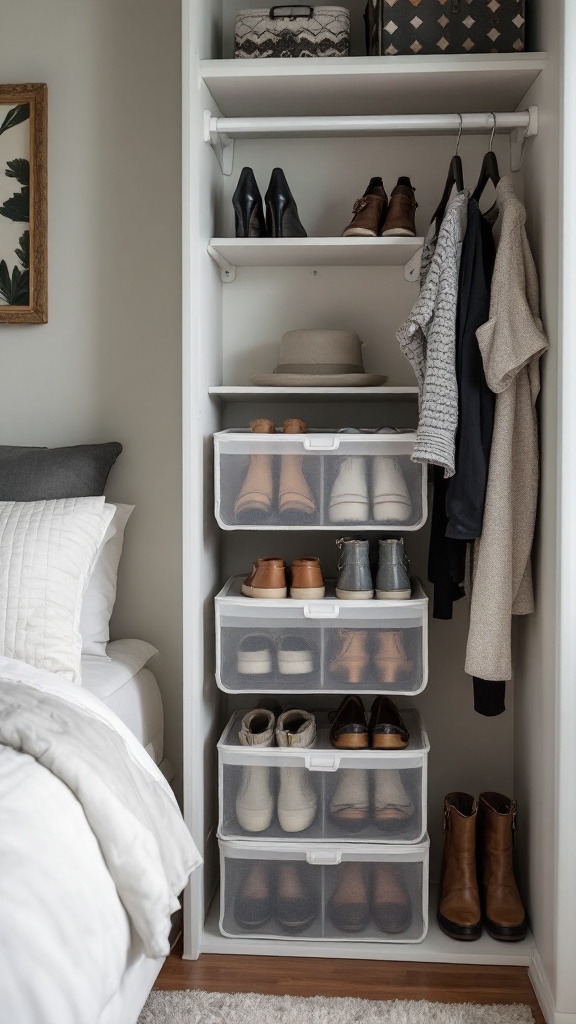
[139,990,535,1024]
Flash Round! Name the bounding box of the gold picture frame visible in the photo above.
[0,84,47,323]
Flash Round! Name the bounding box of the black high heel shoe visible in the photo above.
[233,167,267,238]
[265,168,307,238]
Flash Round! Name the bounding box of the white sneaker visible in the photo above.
[330,768,370,831]
[236,709,275,832]
[372,456,412,524]
[237,634,273,675]
[374,769,414,828]
[276,710,317,833]
[329,456,369,523]
[278,636,314,675]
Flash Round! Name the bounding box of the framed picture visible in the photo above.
[0,84,47,324]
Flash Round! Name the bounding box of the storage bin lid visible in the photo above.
[218,707,430,764]
[219,835,430,862]
[216,575,427,608]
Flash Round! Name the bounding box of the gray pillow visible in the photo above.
[0,443,123,501]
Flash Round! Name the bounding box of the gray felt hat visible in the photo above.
[251,329,387,387]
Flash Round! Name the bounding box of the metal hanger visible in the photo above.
[472,112,500,203]
[431,113,465,234]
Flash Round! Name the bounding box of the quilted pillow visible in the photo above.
[0,497,115,683]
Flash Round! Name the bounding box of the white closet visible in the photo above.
[182,2,576,1020]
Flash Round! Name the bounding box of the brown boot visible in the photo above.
[381,177,417,237]
[478,792,528,942]
[241,557,287,599]
[290,556,325,599]
[279,419,316,517]
[330,629,369,685]
[437,793,482,941]
[342,177,388,237]
[374,630,413,686]
[234,418,275,520]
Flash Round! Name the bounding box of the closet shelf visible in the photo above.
[208,237,425,281]
[209,386,419,403]
[201,54,546,119]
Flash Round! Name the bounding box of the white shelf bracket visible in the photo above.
[510,105,539,172]
[404,246,423,283]
[204,110,234,175]
[207,244,237,283]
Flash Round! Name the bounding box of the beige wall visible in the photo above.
[0,0,183,775]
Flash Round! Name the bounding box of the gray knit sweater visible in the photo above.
[397,190,469,477]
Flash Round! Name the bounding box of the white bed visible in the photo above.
[0,653,198,1024]
[81,639,166,769]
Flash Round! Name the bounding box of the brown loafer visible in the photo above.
[329,695,369,749]
[368,696,410,750]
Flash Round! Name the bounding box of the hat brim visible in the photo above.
[250,373,389,387]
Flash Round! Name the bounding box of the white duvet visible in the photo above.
[0,656,201,1024]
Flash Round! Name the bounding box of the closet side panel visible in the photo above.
[514,0,563,1005]
[183,0,225,958]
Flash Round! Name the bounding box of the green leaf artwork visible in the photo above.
[15,231,29,269]
[0,185,29,222]
[0,260,29,305]
[0,104,30,137]
[6,158,29,186]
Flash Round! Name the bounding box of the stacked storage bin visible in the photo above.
[214,427,430,945]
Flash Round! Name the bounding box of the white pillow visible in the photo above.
[80,503,134,657]
[0,497,115,683]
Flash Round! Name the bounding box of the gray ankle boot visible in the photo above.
[335,538,374,600]
[376,539,411,601]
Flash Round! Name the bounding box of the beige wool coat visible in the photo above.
[465,178,548,682]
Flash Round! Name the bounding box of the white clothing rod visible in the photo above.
[208,110,532,137]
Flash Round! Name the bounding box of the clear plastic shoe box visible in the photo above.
[219,837,429,943]
[214,429,427,531]
[215,576,429,695]
[218,709,429,845]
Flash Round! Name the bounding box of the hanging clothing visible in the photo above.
[427,197,495,619]
[465,178,548,708]
[397,190,469,478]
[446,198,496,541]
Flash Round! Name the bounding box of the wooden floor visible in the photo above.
[156,950,545,1022]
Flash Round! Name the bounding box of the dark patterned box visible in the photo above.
[365,0,526,56]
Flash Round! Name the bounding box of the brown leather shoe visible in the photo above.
[241,557,287,599]
[234,418,275,521]
[330,629,369,685]
[381,177,418,237]
[478,792,528,942]
[328,862,370,932]
[342,177,388,237]
[368,696,410,750]
[437,792,482,941]
[279,418,316,518]
[372,863,412,934]
[374,630,413,686]
[329,695,369,749]
[290,557,325,599]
